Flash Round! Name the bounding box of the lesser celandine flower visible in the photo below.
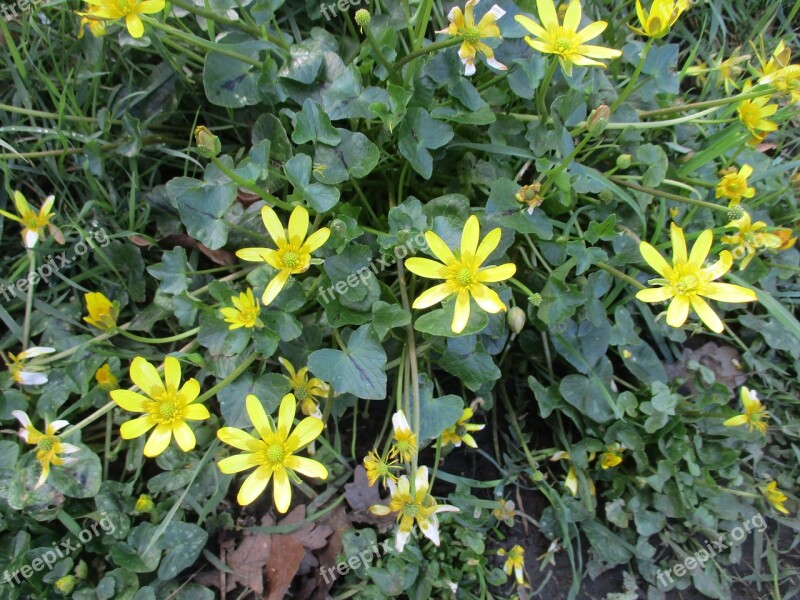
[636,224,757,333]
[437,0,507,76]
[369,466,459,552]
[0,191,56,248]
[12,411,80,488]
[760,65,800,103]
[550,450,595,497]
[111,357,210,457]
[83,292,119,331]
[737,82,779,138]
[363,450,400,487]
[220,288,263,330]
[236,205,330,306]
[6,346,55,385]
[278,357,329,418]
[721,211,795,269]
[723,386,769,434]
[753,39,791,79]
[95,363,119,390]
[440,407,485,448]
[761,481,790,514]
[498,545,526,586]
[515,0,621,76]
[217,393,327,511]
[405,215,516,334]
[78,0,165,39]
[77,15,107,38]
[599,444,624,469]
[390,410,417,462]
[716,165,756,204]
[492,499,516,525]
[629,0,689,38]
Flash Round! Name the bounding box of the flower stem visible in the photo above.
[390,36,463,75]
[537,58,558,122]
[22,249,35,349]
[364,24,400,84]
[540,133,593,196]
[637,86,774,119]
[610,176,728,212]
[119,327,200,344]
[411,0,435,52]
[508,277,538,302]
[595,261,646,291]
[209,156,293,211]
[169,0,282,45]
[610,38,654,113]
[193,351,258,405]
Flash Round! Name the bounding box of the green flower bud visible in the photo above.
[55,576,77,594]
[587,105,610,136]
[528,293,542,307]
[507,306,526,334]
[194,125,221,158]
[135,494,155,513]
[355,9,371,31]
[616,154,632,169]
[599,189,613,203]
[727,205,746,222]
[75,560,88,580]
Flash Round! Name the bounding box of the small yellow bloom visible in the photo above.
[492,498,516,524]
[441,407,485,448]
[6,346,55,386]
[760,64,800,103]
[278,357,329,418]
[723,386,769,434]
[635,223,757,333]
[721,211,793,270]
[389,410,417,462]
[761,481,790,515]
[498,545,526,586]
[716,164,756,204]
[629,0,689,38]
[220,288,263,330]
[598,444,624,469]
[217,393,328,511]
[77,0,165,39]
[515,0,622,76]
[437,0,507,76]
[12,411,80,488]
[77,15,107,38]
[0,191,56,249]
[515,183,544,214]
[716,49,751,93]
[737,82,779,138]
[753,39,791,79]
[236,205,330,306]
[363,450,400,487]
[405,215,516,333]
[83,292,119,331]
[550,450,595,497]
[369,466,459,552]
[95,363,119,390]
[135,493,155,513]
[111,357,210,457]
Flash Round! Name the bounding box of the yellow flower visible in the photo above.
[440,407,485,448]
[721,211,791,270]
[629,0,689,38]
[753,39,791,79]
[723,386,769,434]
[83,292,119,331]
[405,215,516,334]
[737,82,779,137]
[716,49,751,93]
[515,0,621,76]
[498,545,526,586]
[369,466,459,552]
[278,357,330,418]
[635,223,757,333]
[95,363,119,390]
[220,288,263,330]
[6,346,55,386]
[598,444,624,469]
[12,411,80,489]
[515,183,544,214]
[760,64,800,103]
[217,393,327,511]
[492,499,516,524]
[550,450,595,497]
[77,15,107,38]
[716,165,756,204]
[389,410,417,462]
[77,0,165,39]
[363,450,400,487]
[761,481,790,515]
[111,356,210,457]
[236,205,330,306]
[135,493,155,513]
[437,0,507,76]
[0,191,55,249]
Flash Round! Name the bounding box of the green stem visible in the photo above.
[540,133,593,196]
[396,259,421,494]
[610,38,654,112]
[209,156,293,211]
[638,86,774,119]
[595,261,646,291]
[411,0,435,52]
[22,250,35,349]
[537,58,558,121]
[169,0,281,44]
[194,352,258,405]
[610,176,728,212]
[508,277,538,301]
[119,326,200,344]
[391,36,463,74]
[364,24,399,84]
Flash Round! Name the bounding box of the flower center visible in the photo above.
[672,273,699,295]
[739,104,760,128]
[455,267,474,287]
[294,385,308,401]
[402,503,420,517]
[463,26,482,46]
[158,400,179,422]
[726,179,741,193]
[266,443,286,464]
[283,251,300,270]
[117,0,133,14]
[38,436,56,452]
[241,306,260,325]
[554,37,573,55]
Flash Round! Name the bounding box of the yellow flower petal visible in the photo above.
[666,295,690,327]
[172,421,196,452]
[178,378,201,405]
[452,289,472,333]
[702,282,758,303]
[460,215,481,262]
[425,231,457,265]
[246,394,273,439]
[688,230,713,267]
[670,223,688,263]
[218,453,260,473]
[111,390,149,412]
[163,356,181,393]
[476,263,516,283]
[130,357,166,399]
[412,282,455,309]
[126,13,144,37]
[143,423,172,457]
[723,414,748,427]
[277,393,296,440]
[272,466,292,513]
[537,0,559,31]
[470,283,506,313]
[285,455,328,479]
[635,286,674,303]
[286,416,324,452]
[639,242,673,278]
[474,227,502,266]
[405,257,448,279]
[287,205,309,246]
[184,403,210,421]
[120,415,155,439]
[262,270,291,305]
[238,464,273,505]
[217,427,263,452]
[690,295,724,333]
[562,0,581,31]
[301,228,330,254]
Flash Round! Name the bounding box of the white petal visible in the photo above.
[19,371,48,385]
[486,57,507,71]
[17,347,55,359]
[49,420,69,432]
[419,518,440,546]
[60,443,81,454]
[487,5,506,20]
[392,411,411,433]
[463,61,476,76]
[24,230,38,248]
[415,466,429,495]
[11,410,31,427]
[395,530,410,553]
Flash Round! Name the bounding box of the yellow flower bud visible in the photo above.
[194,126,221,158]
